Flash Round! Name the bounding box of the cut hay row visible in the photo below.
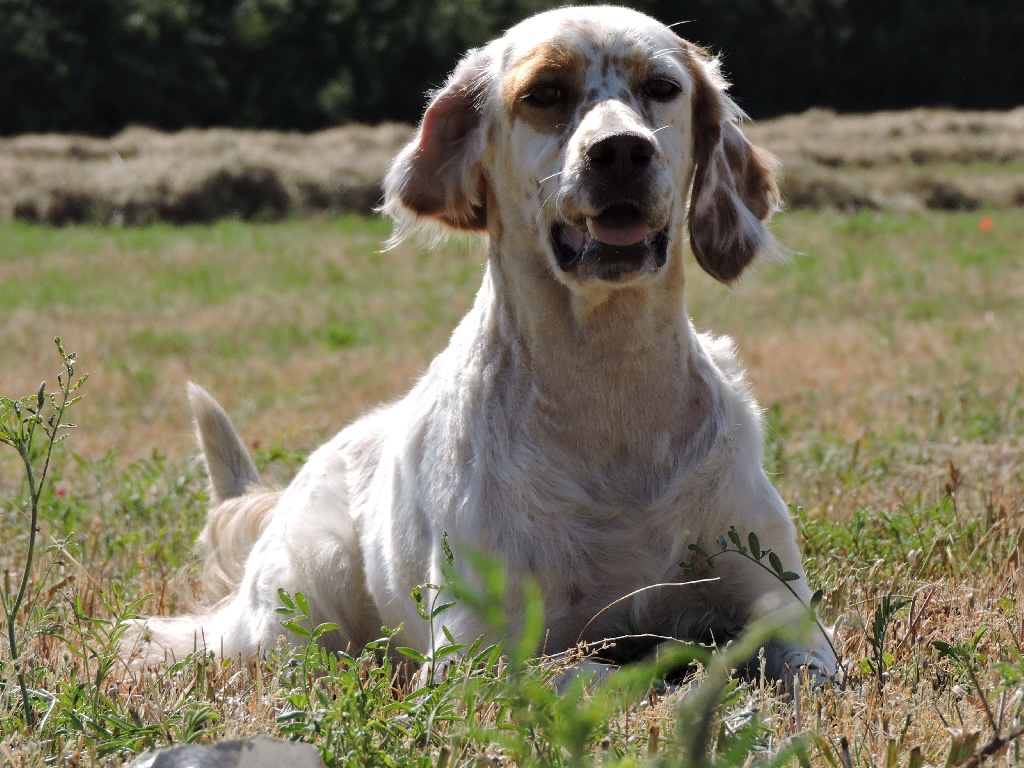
[0,108,1022,226]
[0,123,414,226]
[757,107,1024,212]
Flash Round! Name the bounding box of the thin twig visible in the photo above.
[966,661,1000,736]
[962,725,1024,768]
[575,578,719,644]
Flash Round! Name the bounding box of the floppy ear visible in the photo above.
[383,49,492,236]
[685,48,781,284]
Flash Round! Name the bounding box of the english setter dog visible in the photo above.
[127,5,836,683]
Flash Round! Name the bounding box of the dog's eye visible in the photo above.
[523,85,564,107]
[645,78,682,102]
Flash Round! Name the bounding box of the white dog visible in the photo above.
[127,5,835,682]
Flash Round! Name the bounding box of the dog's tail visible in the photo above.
[188,382,260,503]
[120,386,281,670]
[121,609,240,669]
[187,383,279,601]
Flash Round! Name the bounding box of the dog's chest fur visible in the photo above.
[344,268,749,647]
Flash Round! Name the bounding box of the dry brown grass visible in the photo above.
[1,108,1022,226]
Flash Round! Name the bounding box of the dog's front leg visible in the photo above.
[710,549,836,684]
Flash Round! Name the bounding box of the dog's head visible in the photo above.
[384,6,780,288]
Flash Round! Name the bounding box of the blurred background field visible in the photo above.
[1,102,1022,474]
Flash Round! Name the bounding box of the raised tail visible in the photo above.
[187,383,280,601]
[188,382,260,503]
[122,385,280,669]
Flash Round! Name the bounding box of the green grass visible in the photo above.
[2,210,1024,766]
[0,216,394,312]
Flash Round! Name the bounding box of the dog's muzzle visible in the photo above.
[552,204,669,283]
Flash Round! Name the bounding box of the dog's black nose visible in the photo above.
[585,132,656,185]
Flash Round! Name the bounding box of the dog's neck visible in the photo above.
[479,218,714,482]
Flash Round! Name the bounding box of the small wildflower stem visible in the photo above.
[4,423,48,728]
[1,340,79,729]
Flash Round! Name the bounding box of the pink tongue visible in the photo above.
[589,215,649,247]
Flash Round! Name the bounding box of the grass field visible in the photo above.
[2,208,1023,766]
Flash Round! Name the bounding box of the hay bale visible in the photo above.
[0,123,413,225]
[779,160,879,212]
[164,164,292,223]
[0,111,1020,224]
[907,176,980,211]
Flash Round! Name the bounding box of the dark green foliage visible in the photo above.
[1,0,1021,135]
[642,0,1024,118]
[0,0,549,135]
[0,0,230,134]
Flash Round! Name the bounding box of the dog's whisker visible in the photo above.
[538,171,563,185]
[540,187,564,213]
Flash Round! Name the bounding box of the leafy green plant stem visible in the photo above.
[732,550,843,676]
[865,595,911,683]
[687,528,844,676]
[0,338,85,728]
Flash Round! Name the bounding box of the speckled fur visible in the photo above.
[125,6,833,682]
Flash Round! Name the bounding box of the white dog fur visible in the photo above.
[125,5,835,682]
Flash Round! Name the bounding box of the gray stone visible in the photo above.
[130,736,324,768]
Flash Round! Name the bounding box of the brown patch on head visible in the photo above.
[615,46,686,123]
[622,46,678,91]
[500,41,586,134]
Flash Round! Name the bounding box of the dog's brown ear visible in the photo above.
[685,49,780,284]
[383,49,491,234]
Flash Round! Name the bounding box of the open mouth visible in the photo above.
[551,204,669,282]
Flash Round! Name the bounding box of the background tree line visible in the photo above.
[1,0,1021,136]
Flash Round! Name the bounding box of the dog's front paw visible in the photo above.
[548,659,616,695]
[777,647,841,692]
[760,637,839,689]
